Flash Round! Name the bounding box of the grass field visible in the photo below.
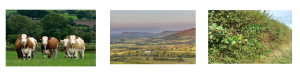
[6,51,96,66]
[111,57,195,64]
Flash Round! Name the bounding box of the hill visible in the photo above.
[120,32,157,36]
[157,31,178,36]
[162,28,196,40]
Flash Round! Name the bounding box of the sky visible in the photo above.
[268,10,292,29]
[110,10,195,33]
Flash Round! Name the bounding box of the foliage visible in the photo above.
[67,10,77,15]
[52,10,58,13]
[59,10,67,15]
[67,17,76,26]
[85,10,93,20]
[40,12,70,40]
[6,14,42,43]
[208,10,292,64]
[76,10,86,20]
[17,10,50,19]
[76,24,90,27]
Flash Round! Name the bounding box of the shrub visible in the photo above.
[208,10,292,64]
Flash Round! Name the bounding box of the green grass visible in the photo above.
[6,10,17,15]
[275,47,292,64]
[63,14,78,19]
[6,51,96,66]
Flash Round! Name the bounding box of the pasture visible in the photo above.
[111,57,195,64]
[6,51,96,66]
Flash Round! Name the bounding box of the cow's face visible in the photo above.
[69,35,77,46]
[20,34,29,46]
[41,36,49,47]
[61,38,69,47]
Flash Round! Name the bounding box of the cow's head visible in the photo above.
[68,35,79,47]
[40,36,50,49]
[60,38,69,47]
[20,34,30,46]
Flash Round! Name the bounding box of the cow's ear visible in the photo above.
[39,37,42,40]
[17,35,21,39]
[27,35,30,38]
[76,36,79,39]
[66,36,69,39]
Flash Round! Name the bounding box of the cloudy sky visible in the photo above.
[110,10,195,33]
[268,10,292,29]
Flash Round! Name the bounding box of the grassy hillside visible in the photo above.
[208,10,292,64]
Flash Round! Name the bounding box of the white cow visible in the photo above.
[19,34,38,60]
[66,35,85,59]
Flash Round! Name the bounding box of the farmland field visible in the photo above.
[6,51,96,66]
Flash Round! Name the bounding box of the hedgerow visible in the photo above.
[208,10,292,64]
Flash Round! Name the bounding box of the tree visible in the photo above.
[76,10,86,20]
[68,17,76,26]
[67,10,77,15]
[52,10,58,13]
[59,10,67,15]
[93,25,96,32]
[85,27,91,32]
[6,14,42,44]
[85,10,93,20]
[17,10,49,19]
[40,13,69,40]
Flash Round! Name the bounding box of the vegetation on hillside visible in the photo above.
[208,10,292,64]
[110,28,196,64]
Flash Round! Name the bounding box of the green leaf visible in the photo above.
[231,41,236,45]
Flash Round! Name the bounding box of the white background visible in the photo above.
[0,0,299,73]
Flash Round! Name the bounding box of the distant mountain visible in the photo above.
[162,28,196,40]
[157,31,178,36]
[110,33,120,36]
[119,32,158,36]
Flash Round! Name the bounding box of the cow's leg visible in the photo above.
[35,49,37,60]
[42,50,46,59]
[51,52,54,59]
[48,49,53,59]
[64,50,67,58]
[16,50,20,59]
[67,49,71,59]
[28,49,32,60]
[22,49,26,60]
[74,50,78,59]
[80,50,84,59]
[55,49,58,59]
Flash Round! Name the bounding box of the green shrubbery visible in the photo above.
[208,10,292,64]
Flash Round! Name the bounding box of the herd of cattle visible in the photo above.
[15,34,85,60]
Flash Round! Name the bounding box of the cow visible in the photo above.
[19,34,38,60]
[60,38,70,58]
[66,35,85,59]
[15,36,23,59]
[39,36,59,59]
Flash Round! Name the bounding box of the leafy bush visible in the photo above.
[208,10,292,64]
[76,24,90,27]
